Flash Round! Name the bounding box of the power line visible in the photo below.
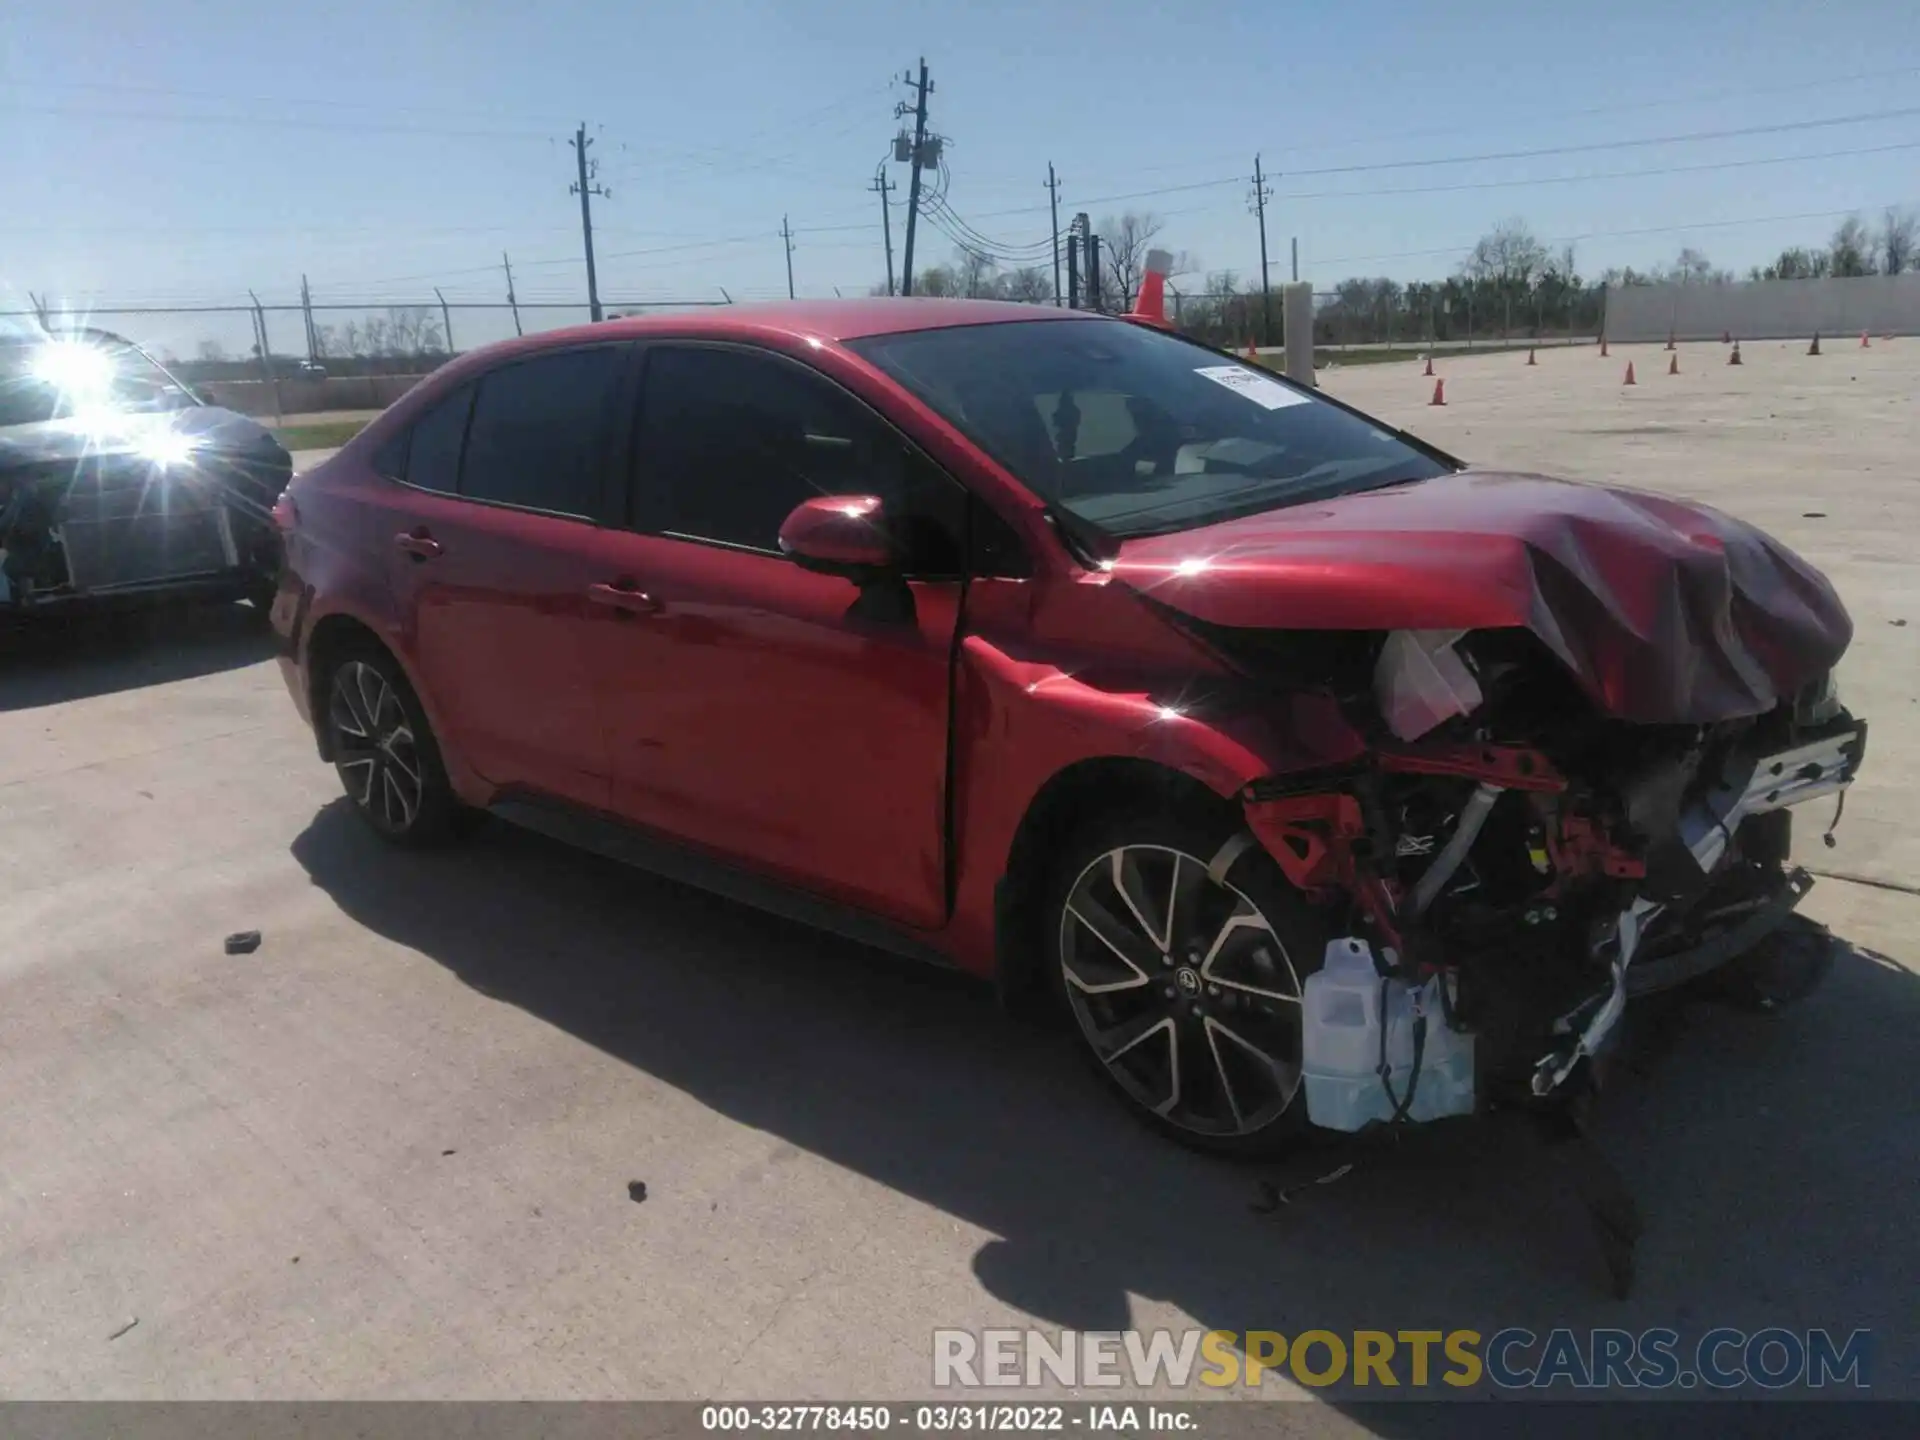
[1279,104,1920,179]
[1270,138,1920,204]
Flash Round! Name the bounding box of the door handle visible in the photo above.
[395,529,443,560]
[587,580,662,615]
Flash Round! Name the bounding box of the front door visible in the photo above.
[383,344,631,810]
[584,343,968,929]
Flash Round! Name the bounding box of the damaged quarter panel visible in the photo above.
[1111,470,1852,725]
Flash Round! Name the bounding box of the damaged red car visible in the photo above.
[271,299,1864,1156]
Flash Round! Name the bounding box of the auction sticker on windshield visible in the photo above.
[1194,364,1311,409]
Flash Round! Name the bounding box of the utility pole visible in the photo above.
[781,215,796,300]
[1087,232,1103,311]
[1250,154,1273,345]
[1046,162,1064,305]
[1291,236,1298,283]
[299,274,318,363]
[895,58,933,296]
[569,123,609,322]
[503,252,523,336]
[870,167,895,295]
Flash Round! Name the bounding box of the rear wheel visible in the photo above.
[1046,811,1331,1157]
[324,648,469,846]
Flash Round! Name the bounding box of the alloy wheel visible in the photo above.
[329,660,425,834]
[1058,844,1305,1138]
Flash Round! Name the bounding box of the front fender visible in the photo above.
[942,632,1368,975]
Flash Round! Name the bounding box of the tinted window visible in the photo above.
[460,347,624,517]
[634,346,964,574]
[401,384,473,494]
[849,320,1451,539]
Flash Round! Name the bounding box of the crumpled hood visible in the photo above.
[0,406,281,471]
[1109,469,1852,724]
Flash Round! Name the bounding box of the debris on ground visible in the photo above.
[107,1318,139,1341]
[1802,512,1827,519]
[1893,619,1908,628]
[1250,1162,1356,1214]
[441,1149,456,1157]
[627,1181,648,1204]
[223,930,262,955]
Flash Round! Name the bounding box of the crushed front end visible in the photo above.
[1232,626,1865,1128]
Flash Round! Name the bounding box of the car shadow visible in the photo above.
[291,803,1918,1418]
[0,601,276,711]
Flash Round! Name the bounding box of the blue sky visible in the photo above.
[3,0,1917,347]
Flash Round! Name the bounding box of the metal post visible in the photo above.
[1290,237,1298,283]
[300,275,318,363]
[434,287,454,356]
[1066,232,1080,310]
[248,290,282,423]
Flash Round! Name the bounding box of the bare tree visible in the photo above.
[1879,206,1918,276]
[954,248,999,299]
[1463,219,1549,288]
[998,266,1052,303]
[914,264,962,299]
[1096,211,1167,310]
[1829,215,1876,277]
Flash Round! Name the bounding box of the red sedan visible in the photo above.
[271,299,1863,1156]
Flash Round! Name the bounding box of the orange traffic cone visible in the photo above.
[1729,342,1743,366]
[1422,354,1434,377]
[1861,331,1871,348]
[1600,337,1610,357]
[1526,347,1537,366]
[1722,329,1732,345]
[1665,331,1676,351]
[1668,352,1679,376]
[1623,362,1636,386]
[1429,377,1446,406]
[1808,332,1821,356]
[1244,339,1258,361]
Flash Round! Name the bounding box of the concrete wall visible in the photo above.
[1605,274,1920,343]
[200,373,427,417]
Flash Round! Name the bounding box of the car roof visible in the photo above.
[481,297,1103,362]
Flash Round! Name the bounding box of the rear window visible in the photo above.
[460,347,624,517]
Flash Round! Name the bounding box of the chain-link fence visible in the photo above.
[1164,283,1608,353]
[4,280,1616,419]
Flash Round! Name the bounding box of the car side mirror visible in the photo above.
[778,495,896,580]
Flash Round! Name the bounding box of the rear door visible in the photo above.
[582,342,970,928]
[384,343,632,810]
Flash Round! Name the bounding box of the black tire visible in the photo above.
[322,644,471,847]
[1044,807,1334,1158]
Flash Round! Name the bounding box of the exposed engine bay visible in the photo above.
[1227,624,1866,1128]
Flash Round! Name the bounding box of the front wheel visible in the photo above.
[324,648,470,846]
[1046,812,1331,1157]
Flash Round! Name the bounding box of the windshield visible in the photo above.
[0,335,200,429]
[849,318,1451,538]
